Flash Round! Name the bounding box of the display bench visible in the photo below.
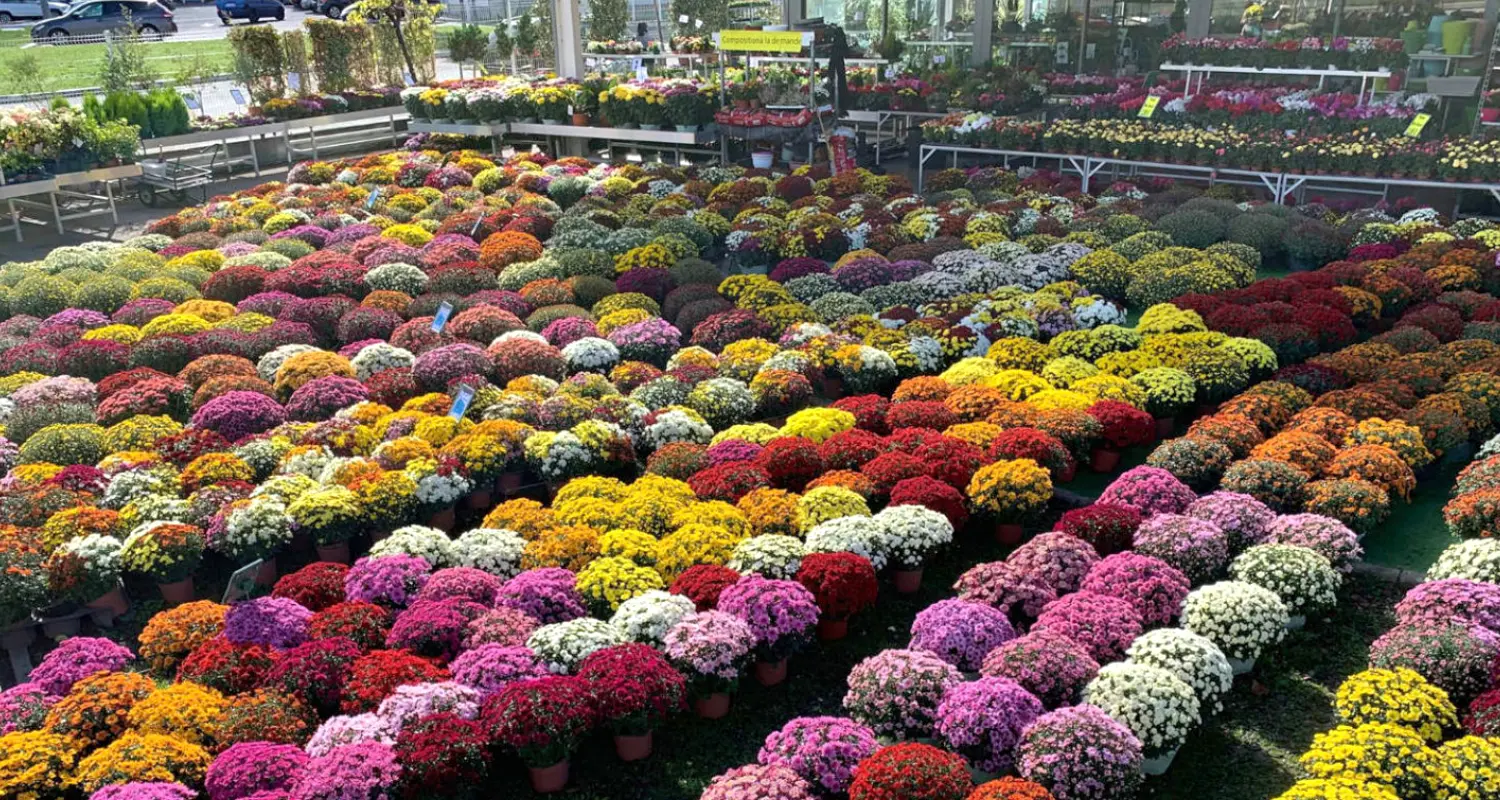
[138,107,410,180]
[916,142,1500,213]
[0,163,142,242]
[1159,62,1395,104]
[843,109,951,164]
[407,120,722,164]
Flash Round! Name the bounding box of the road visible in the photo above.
[0,0,322,34]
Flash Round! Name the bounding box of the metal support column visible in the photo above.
[553,0,585,78]
[971,0,994,66]
[1185,0,1210,37]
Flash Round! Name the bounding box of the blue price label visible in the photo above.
[230,88,246,106]
[365,187,381,209]
[449,384,476,419]
[431,301,454,333]
[288,73,301,92]
[470,214,485,237]
[183,94,200,110]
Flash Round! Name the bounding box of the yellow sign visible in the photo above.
[718,29,806,52]
[1138,95,1160,119]
[1404,113,1431,138]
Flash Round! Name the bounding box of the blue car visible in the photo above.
[216,0,283,24]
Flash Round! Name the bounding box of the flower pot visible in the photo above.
[1483,108,1500,123]
[528,761,570,793]
[754,659,788,686]
[572,113,591,126]
[1141,745,1180,776]
[893,568,923,594]
[86,585,128,617]
[1442,19,1474,55]
[818,618,849,641]
[317,541,351,564]
[1089,448,1121,474]
[498,471,524,495]
[1402,28,1427,53]
[254,557,278,586]
[695,692,731,719]
[994,523,1024,546]
[821,376,845,400]
[1056,463,1076,483]
[465,488,493,510]
[158,578,195,605]
[1227,655,1256,676]
[1285,614,1307,631]
[614,732,653,761]
[751,151,774,169]
[1445,441,1475,465]
[1194,402,1221,418]
[41,615,79,638]
[1155,416,1176,439]
[428,506,456,531]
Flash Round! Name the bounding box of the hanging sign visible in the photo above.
[230,88,246,105]
[1404,113,1431,138]
[718,30,807,52]
[1138,95,1160,118]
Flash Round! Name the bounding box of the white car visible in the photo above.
[0,0,70,22]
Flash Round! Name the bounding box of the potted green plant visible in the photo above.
[663,86,708,131]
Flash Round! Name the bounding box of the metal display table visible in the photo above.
[916,142,1500,213]
[407,120,722,163]
[0,163,142,241]
[1159,62,1395,104]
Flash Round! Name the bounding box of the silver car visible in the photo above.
[0,1,70,22]
[30,0,177,40]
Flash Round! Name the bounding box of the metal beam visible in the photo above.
[554,0,585,78]
[971,0,993,65]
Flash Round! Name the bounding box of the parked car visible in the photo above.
[29,0,177,40]
[0,2,71,23]
[319,0,435,19]
[216,0,283,23]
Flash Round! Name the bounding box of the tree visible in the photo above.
[97,13,157,94]
[529,0,554,60]
[669,0,725,36]
[350,0,438,84]
[4,52,45,105]
[587,0,629,41]
[448,23,488,78]
[174,52,219,116]
[515,11,537,60]
[227,25,287,103]
[491,20,514,69]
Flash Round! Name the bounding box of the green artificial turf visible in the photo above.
[1357,460,1461,574]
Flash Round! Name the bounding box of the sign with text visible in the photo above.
[449,384,475,419]
[230,88,246,106]
[718,30,807,52]
[1138,95,1160,118]
[365,187,382,209]
[431,300,454,332]
[1404,113,1431,138]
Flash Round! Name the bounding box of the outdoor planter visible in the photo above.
[159,578,195,605]
[893,568,924,594]
[695,693,731,719]
[614,732,653,761]
[528,761,569,793]
[1090,448,1121,473]
[754,659,788,686]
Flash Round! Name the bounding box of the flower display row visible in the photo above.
[0,106,141,184]
[1160,34,1406,71]
[1063,85,1433,138]
[1270,489,1500,798]
[844,65,1046,115]
[0,132,1497,799]
[403,75,719,130]
[697,461,1362,800]
[920,115,1500,182]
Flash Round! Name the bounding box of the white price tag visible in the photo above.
[636,66,649,81]
[678,13,688,22]
[933,54,945,64]
[695,18,703,27]
[71,137,83,148]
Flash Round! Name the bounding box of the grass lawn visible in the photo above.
[0,36,232,94]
